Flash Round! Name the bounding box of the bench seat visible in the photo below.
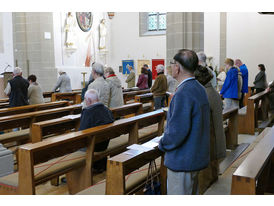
[0,129,30,145]
[77,158,161,195]
[0,151,85,189]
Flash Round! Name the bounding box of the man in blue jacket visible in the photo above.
[159,49,210,195]
[220,58,239,110]
[235,59,249,108]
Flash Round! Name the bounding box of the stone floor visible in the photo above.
[204,133,258,195]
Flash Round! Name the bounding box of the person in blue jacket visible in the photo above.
[159,49,210,195]
[235,59,249,108]
[220,58,239,110]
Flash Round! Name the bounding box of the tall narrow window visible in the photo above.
[148,12,166,32]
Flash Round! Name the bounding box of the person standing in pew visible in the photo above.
[85,62,110,107]
[166,65,178,94]
[104,67,124,108]
[151,64,168,110]
[52,69,72,93]
[136,67,148,90]
[125,66,135,89]
[143,64,153,89]
[79,89,114,173]
[159,49,210,195]
[235,59,249,108]
[253,64,267,94]
[27,75,44,105]
[4,67,29,107]
[220,58,239,110]
[194,65,227,194]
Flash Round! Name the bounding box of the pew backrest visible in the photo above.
[0,104,82,131]
[123,89,151,104]
[51,91,82,104]
[16,110,165,194]
[0,101,69,117]
[31,103,143,143]
[231,126,274,194]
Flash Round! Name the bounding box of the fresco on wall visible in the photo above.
[76,12,93,32]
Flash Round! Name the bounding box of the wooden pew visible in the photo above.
[239,90,270,135]
[0,101,69,117]
[31,103,143,143]
[134,93,154,112]
[231,126,274,195]
[223,107,239,149]
[0,110,165,195]
[0,104,82,146]
[0,102,9,109]
[51,91,82,104]
[122,88,140,93]
[0,98,9,103]
[43,91,53,99]
[123,89,151,104]
[105,137,167,195]
[243,86,255,107]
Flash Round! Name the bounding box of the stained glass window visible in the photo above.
[148,12,166,32]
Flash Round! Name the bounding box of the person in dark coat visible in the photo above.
[143,64,152,88]
[79,89,114,173]
[159,49,210,195]
[254,64,267,94]
[194,65,226,194]
[4,67,29,107]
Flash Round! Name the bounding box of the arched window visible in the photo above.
[148,12,166,31]
[139,12,166,36]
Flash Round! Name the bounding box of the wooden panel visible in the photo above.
[231,127,274,194]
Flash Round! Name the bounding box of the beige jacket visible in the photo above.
[106,76,124,108]
[126,71,135,88]
[87,76,110,107]
[28,83,44,105]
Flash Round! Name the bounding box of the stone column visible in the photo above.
[219,12,227,67]
[166,12,204,64]
[12,12,57,92]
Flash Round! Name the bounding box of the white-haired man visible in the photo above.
[197,52,217,89]
[79,89,114,172]
[52,69,72,93]
[86,62,110,107]
[151,64,168,110]
[4,67,29,107]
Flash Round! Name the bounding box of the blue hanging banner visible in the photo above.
[122,60,134,74]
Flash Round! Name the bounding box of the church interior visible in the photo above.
[0,7,274,200]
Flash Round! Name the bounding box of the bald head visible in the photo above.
[235,59,243,67]
[84,89,99,107]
